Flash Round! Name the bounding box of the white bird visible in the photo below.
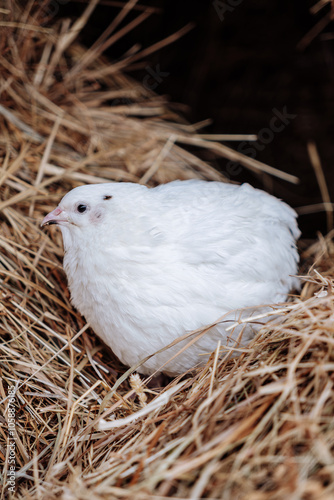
[42,180,300,375]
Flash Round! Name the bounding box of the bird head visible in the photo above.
[41,184,116,229]
[41,182,149,247]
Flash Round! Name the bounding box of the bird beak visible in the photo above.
[41,207,69,228]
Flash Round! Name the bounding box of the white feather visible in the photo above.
[45,180,300,375]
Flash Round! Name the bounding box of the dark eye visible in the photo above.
[77,204,87,213]
[103,195,112,200]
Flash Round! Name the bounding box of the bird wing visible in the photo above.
[146,181,300,307]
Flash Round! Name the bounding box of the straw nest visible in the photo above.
[1,2,334,500]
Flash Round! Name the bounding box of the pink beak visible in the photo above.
[41,206,69,227]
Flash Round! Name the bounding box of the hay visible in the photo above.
[1,2,334,499]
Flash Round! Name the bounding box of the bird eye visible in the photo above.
[77,204,87,213]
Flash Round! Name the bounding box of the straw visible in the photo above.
[1,2,333,499]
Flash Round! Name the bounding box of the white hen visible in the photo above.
[42,180,300,375]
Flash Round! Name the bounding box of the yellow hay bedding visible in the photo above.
[1,2,334,499]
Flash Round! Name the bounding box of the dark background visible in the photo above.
[58,0,334,238]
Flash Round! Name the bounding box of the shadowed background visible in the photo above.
[57,0,334,238]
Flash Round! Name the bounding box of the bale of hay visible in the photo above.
[1,2,333,499]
